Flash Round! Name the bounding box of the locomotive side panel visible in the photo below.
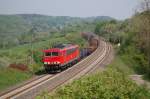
[63,46,80,65]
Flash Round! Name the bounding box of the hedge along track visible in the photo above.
[0,39,110,99]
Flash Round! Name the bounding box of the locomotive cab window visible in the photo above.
[45,52,51,56]
[45,52,59,56]
[51,52,59,56]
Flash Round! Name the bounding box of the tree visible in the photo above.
[139,0,150,12]
[132,0,150,76]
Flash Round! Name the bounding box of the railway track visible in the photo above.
[0,39,113,99]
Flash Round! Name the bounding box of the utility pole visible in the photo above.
[148,31,150,76]
[29,25,36,66]
[31,31,33,66]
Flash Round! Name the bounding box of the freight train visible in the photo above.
[42,33,99,72]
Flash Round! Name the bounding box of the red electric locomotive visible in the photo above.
[42,44,80,72]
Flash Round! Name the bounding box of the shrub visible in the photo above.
[120,45,149,75]
[33,50,43,65]
[37,68,150,99]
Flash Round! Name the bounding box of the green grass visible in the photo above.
[0,67,31,91]
[37,68,150,99]
[108,56,135,75]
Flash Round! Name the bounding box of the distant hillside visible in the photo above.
[0,14,114,48]
[0,15,30,33]
[0,14,114,34]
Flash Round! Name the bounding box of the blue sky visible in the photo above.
[0,0,140,19]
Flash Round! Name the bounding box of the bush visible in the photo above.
[120,45,149,75]
[37,68,150,99]
[33,50,43,65]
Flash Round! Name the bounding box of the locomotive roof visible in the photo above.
[43,44,78,52]
[53,43,73,49]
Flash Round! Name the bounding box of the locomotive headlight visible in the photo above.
[48,62,50,64]
[57,62,60,64]
[44,62,47,64]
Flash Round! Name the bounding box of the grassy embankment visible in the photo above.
[0,33,86,91]
[37,66,150,99]
[0,68,31,91]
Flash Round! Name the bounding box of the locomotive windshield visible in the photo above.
[45,52,59,56]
